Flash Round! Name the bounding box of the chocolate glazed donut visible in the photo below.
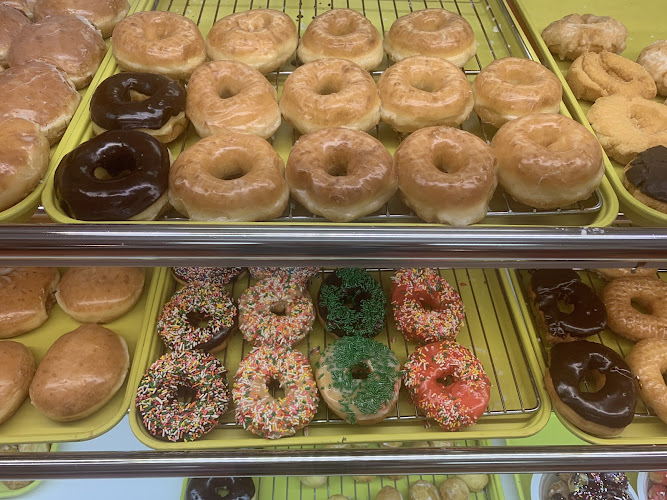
[185,477,255,500]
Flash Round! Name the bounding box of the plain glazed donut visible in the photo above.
[8,14,106,89]
[472,57,562,128]
[169,131,289,222]
[566,51,657,102]
[383,9,476,68]
[32,0,129,38]
[638,40,667,97]
[541,14,628,61]
[285,128,396,222]
[279,58,380,134]
[298,9,383,71]
[378,55,473,132]
[395,126,498,226]
[0,5,31,68]
[112,11,206,81]
[623,145,667,214]
[627,338,667,424]
[492,113,604,209]
[206,9,297,74]
[601,276,667,342]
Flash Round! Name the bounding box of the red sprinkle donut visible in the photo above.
[392,269,465,343]
[232,345,319,439]
[403,341,490,431]
[172,266,243,287]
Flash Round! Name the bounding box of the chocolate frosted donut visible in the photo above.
[623,145,667,214]
[185,477,255,500]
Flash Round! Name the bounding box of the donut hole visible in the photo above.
[556,298,575,314]
[267,378,285,399]
[328,19,356,37]
[436,375,456,387]
[579,369,606,393]
[270,301,287,316]
[210,162,249,181]
[410,73,445,93]
[152,23,176,41]
[186,310,212,330]
[432,151,463,175]
[413,16,447,32]
[93,153,135,180]
[502,68,538,86]
[630,298,652,315]
[630,105,664,134]
[324,159,349,177]
[215,487,230,497]
[316,78,343,96]
[175,384,196,406]
[217,83,242,99]
[350,363,371,380]
[238,13,271,32]
[129,90,151,103]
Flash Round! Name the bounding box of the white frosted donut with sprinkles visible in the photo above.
[172,267,243,287]
[233,345,319,439]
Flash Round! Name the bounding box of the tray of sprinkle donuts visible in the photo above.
[127,266,550,449]
[40,0,621,228]
[0,0,152,222]
[0,266,165,444]
[507,0,667,226]
[502,267,667,444]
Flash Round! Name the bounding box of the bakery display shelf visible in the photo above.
[128,267,550,450]
[0,267,164,445]
[0,444,58,499]
[40,0,620,228]
[503,268,667,445]
[507,0,667,227]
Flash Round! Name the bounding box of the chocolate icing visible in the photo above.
[625,145,667,203]
[90,72,186,131]
[186,310,237,353]
[185,477,255,500]
[54,130,170,220]
[549,341,636,428]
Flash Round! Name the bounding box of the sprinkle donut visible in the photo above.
[233,345,319,439]
[248,267,320,288]
[172,266,243,287]
[391,268,465,343]
[136,350,230,442]
[404,341,490,431]
[158,283,237,353]
[239,277,315,347]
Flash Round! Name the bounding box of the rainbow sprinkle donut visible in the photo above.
[172,267,243,286]
[248,267,320,288]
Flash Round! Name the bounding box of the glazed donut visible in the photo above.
[172,267,243,287]
[601,276,667,341]
[391,268,465,343]
[317,268,386,338]
[376,486,403,500]
[409,481,440,500]
[378,55,473,132]
[593,268,658,280]
[136,350,230,442]
[90,72,187,143]
[248,267,320,288]
[232,345,319,439]
[285,128,397,222]
[492,113,604,208]
[638,40,667,96]
[238,276,315,347]
[395,126,498,226]
[186,60,281,139]
[587,95,667,164]
[0,5,31,68]
[206,9,297,74]
[112,11,206,81]
[8,14,106,89]
[185,478,256,500]
[541,14,628,61]
[0,0,32,18]
[315,335,401,424]
[32,0,129,38]
[0,341,35,425]
[545,340,636,437]
[627,338,667,424]
[623,145,667,214]
[472,57,562,128]
[0,118,49,212]
[403,341,490,431]
[383,9,476,68]
[168,131,289,222]
[298,9,383,71]
[566,51,657,102]
[55,130,171,221]
[279,58,380,134]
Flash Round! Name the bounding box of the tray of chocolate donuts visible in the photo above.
[39,0,622,228]
[508,0,667,227]
[503,268,667,444]
[0,266,164,444]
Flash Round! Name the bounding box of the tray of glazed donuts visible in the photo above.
[504,268,667,444]
[40,0,621,228]
[508,0,667,227]
[0,266,164,444]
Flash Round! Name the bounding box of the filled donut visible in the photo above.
[0,341,35,425]
[541,14,627,61]
[623,145,667,214]
[32,0,129,38]
[627,338,667,424]
[637,40,667,97]
[0,5,31,68]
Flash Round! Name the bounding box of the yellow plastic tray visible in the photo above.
[129,268,550,450]
[42,0,618,227]
[507,0,666,227]
[0,444,57,498]
[0,267,165,445]
[501,268,667,445]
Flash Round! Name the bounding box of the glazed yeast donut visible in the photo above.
[638,40,667,97]
[286,128,396,222]
[169,131,288,221]
[492,113,604,208]
[623,146,667,214]
[0,5,31,68]
[298,9,383,71]
[0,341,35,425]
[541,14,628,61]
[0,0,32,18]
[378,56,473,132]
[112,11,206,81]
[627,338,667,424]
[33,0,129,38]
[472,58,562,128]
[280,58,380,134]
[395,126,497,226]
[206,9,297,74]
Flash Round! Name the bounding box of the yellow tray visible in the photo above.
[507,0,666,227]
[129,268,550,450]
[0,267,164,445]
[0,444,57,498]
[42,0,618,227]
[502,268,667,445]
